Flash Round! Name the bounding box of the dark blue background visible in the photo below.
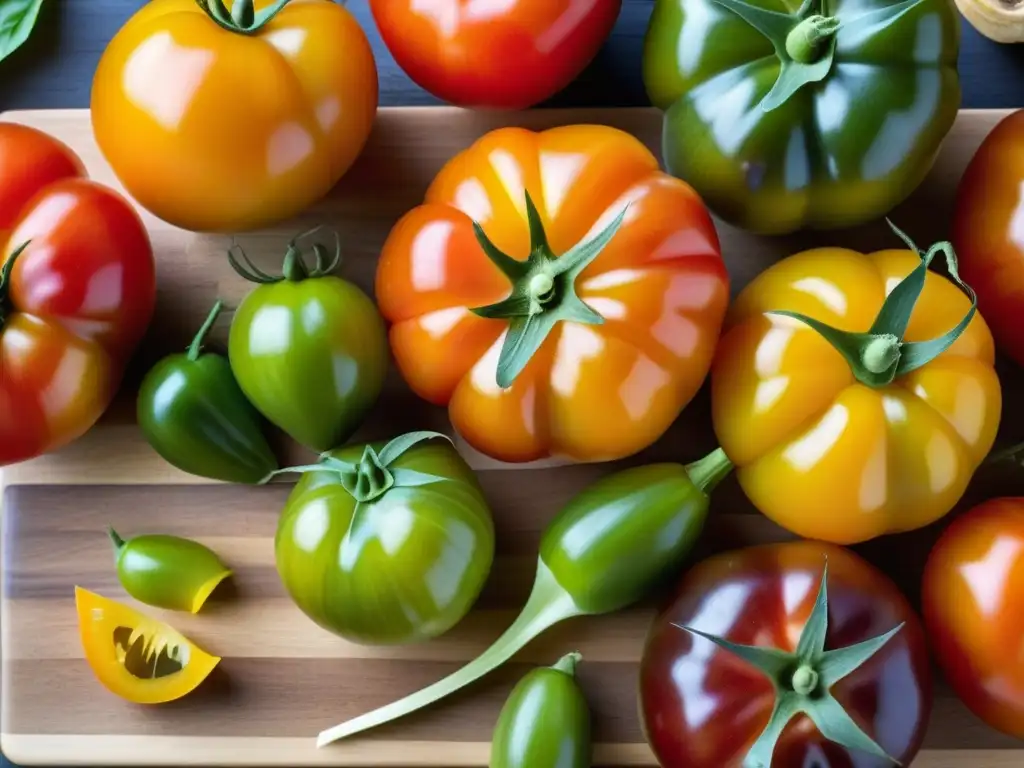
[2,1,1024,766]
[2,0,1024,110]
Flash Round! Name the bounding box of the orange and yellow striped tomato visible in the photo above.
[375,125,729,464]
[712,246,1001,543]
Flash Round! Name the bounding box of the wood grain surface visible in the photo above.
[2,107,1024,767]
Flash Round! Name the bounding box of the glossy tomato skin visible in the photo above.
[275,438,495,645]
[952,109,1024,367]
[369,1,621,110]
[91,0,378,233]
[376,125,729,464]
[923,498,1024,739]
[228,276,388,453]
[639,542,932,767]
[711,247,1001,543]
[0,124,156,467]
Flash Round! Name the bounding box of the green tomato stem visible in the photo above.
[0,241,30,329]
[194,0,295,34]
[791,665,819,695]
[551,651,582,677]
[282,246,309,282]
[317,560,582,747]
[860,334,901,375]
[785,14,840,63]
[685,447,734,495]
[231,0,254,27]
[187,299,225,362]
[108,527,126,552]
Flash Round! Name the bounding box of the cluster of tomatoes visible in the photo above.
[4,0,1024,765]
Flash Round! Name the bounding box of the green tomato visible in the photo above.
[227,233,388,452]
[274,432,495,645]
[644,0,960,234]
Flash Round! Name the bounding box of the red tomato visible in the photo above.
[923,498,1024,739]
[640,542,932,767]
[368,0,622,109]
[0,123,156,466]
[952,109,1024,367]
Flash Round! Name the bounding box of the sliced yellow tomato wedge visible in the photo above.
[75,586,220,704]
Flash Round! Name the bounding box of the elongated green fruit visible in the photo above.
[316,449,731,746]
[490,652,590,768]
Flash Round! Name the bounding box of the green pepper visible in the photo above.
[227,228,388,452]
[643,0,960,235]
[270,431,495,645]
[137,300,278,484]
[490,652,591,768]
[109,528,232,613]
[317,449,731,746]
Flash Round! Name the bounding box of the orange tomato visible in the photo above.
[922,499,1024,739]
[952,109,1024,368]
[76,587,220,704]
[375,125,729,464]
[712,245,1001,543]
[90,0,378,233]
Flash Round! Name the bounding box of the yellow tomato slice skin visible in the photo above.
[75,587,220,704]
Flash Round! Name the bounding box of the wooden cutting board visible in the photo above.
[3,107,1024,768]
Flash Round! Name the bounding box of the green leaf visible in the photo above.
[795,561,829,661]
[803,693,896,763]
[709,0,795,49]
[377,431,451,467]
[675,625,794,682]
[471,293,537,320]
[818,623,904,688]
[494,312,561,389]
[472,221,530,281]
[0,0,44,64]
[869,221,930,338]
[767,311,898,387]
[390,468,451,488]
[551,205,629,280]
[523,191,550,254]
[559,294,605,326]
[742,692,802,768]
[761,43,836,111]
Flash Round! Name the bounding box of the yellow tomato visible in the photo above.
[712,245,1001,544]
[91,0,378,233]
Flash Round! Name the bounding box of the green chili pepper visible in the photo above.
[490,652,591,768]
[137,299,278,484]
[109,528,232,613]
[317,448,732,746]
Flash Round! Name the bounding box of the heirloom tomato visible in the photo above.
[375,125,729,464]
[712,226,1001,543]
[0,123,156,467]
[952,109,1024,368]
[228,230,388,453]
[273,432,494,645]
[640,542,932,767]
[923,498,1024,739]
[75,587,220,704]
[369,0,621,110]
[644,0,960,234]
[91,0,378,233]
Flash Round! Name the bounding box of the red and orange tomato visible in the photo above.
[0,123,156,467]
[369,0,621,110]
[375,125,729,464]
[923,498,1024,740]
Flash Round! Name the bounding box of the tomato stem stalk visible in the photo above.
[770,221,978,388]
[675,562,905,767]
[194,0,294,34]
[108,527,126,552]
[317,560,582,746]
[551,651,582,677]
[685,447,734,495]
[187,300,225,362]
[785,15,840,63]
[0,241,30,329]
[228,227,342,285]
[469,191,628,389]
